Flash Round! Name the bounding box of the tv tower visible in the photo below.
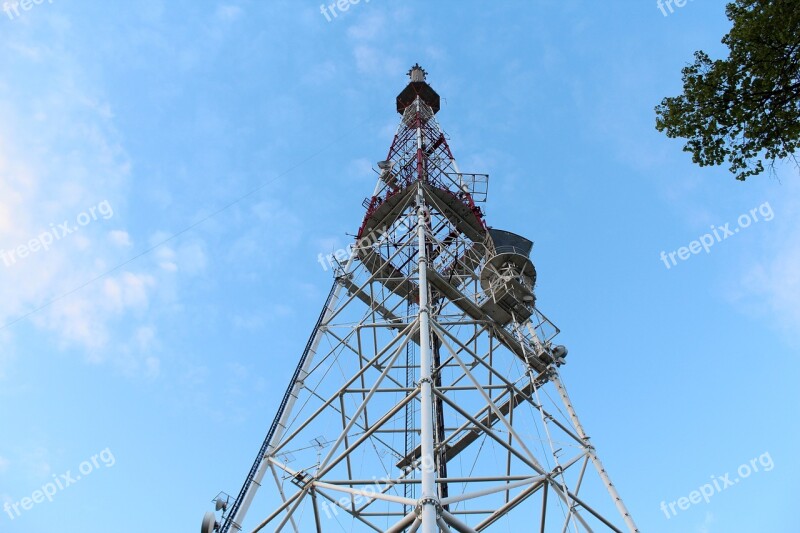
[202,65,639,533]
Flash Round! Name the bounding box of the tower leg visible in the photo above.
[549,370,640,533]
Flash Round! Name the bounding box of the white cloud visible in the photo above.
[226,200,303,271]
[21,446,51,480]
[103,272,155,313]
[215,4,243,22]
[0,329,14,379]
[232,314,265,331]
[176,240,208,275]
[109,229,132,247]
[181,364,209,387]
[352,45,404,77]
[147,238,207,274]
[144,356,161,379]
[136,326,157,350]
[92,324,162,378]
[739,227,800,332]
[346,157,376,183]
[232,304,294,331]
[155,243,178,272]
[346,10,385,40]
[346,10,405,78]
[302,61,338,86]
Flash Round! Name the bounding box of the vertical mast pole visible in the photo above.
[416,182,439,532]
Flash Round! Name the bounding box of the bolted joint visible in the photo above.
[418,302,436,317]
[418,376,432,387]
[415,496,442,518]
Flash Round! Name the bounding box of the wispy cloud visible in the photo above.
[0,14,179,376]
[728,176,800,339]
[346,9,406,77]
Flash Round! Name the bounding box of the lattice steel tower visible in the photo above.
[202,65,639,533]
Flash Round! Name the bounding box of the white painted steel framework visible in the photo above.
[207,66,638,533]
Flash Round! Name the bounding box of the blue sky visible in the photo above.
[1,0,798,532]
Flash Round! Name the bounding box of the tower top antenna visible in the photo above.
[407,63,427,82]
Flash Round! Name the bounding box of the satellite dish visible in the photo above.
[552,345,568,359]
[201,511,218,533]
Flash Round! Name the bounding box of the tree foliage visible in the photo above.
[655,0,800,180]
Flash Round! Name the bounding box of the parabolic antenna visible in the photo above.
[201,511,217,533]
[215,497,228,512]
